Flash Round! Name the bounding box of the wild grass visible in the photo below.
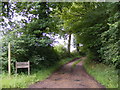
[84,59,118,88]
[72,59,81,68]
[1,57,77,88]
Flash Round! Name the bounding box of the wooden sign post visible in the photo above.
[16,61,30,75]
[8,42,11,76]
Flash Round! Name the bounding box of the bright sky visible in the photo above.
[53,34,76,52]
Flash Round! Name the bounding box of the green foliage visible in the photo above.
[1,34,59,71]
[1,2,119,80]
[54,44,68,59]
[1,2,119,88]
[70,50,81,57]
[99,3,120,67]
[72,59,81,68]
[84,59,118,88]
[60,2,120,68]
[1,2,61,72]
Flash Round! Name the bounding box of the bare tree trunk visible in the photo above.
[68,33,71,56]
[76,43,79,53]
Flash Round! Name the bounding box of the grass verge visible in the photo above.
[1,56,78,88]
[84,59,118,88]
[72,59,81,68]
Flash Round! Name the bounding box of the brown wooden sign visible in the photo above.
[16,61,30,75]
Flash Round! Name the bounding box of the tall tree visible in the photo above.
[1,2,60,71]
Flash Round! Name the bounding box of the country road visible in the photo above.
[29,58,105,89]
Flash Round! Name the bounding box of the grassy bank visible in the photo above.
[84,59,118,88]
[72,59,81,68]
[1,57,77,88]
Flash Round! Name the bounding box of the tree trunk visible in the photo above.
[76,43,79,53]
[68,33,71,56]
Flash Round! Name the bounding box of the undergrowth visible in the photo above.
[72,59,81,68]
[84,59,118,88]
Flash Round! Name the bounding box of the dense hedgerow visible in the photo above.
[73,3,120,68]
[1,34,59,72]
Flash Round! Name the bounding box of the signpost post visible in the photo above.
[8,42,11,76]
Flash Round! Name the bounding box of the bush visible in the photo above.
[54,44,68,59]
[30,47,60,69]
[70,50,80,58]
[1,35,60,72]
[98,3,120,68]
